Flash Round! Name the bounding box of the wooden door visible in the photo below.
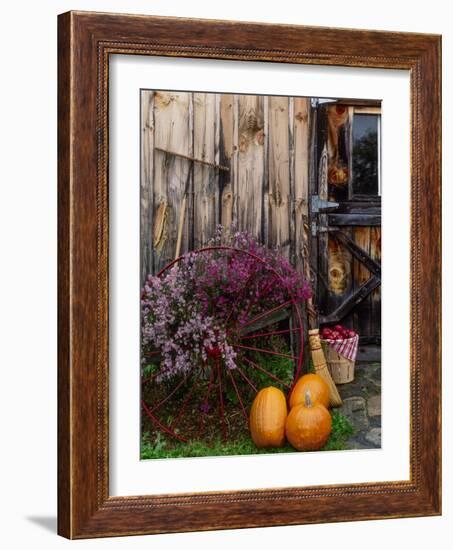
[310,100,382,343]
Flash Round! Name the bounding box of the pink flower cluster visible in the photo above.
[141,228,311,380]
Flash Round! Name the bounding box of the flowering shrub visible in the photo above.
[141,228,311,381]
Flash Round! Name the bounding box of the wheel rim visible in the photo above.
[141,246,305,443]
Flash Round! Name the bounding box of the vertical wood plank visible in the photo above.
[288,97,296,265]
[313,103,332,321]
[293,98,312,366]
[326,104,350,202]
[214,93,221,231]
[237,95,265,240]
[347,106,354,200]
[353,226,372,336]
[268,96,290,257]
[263,96,270,246]
[219,94,234,231]
[140,90,154,284]
[287,96,297,361]
[308,101,319,315]
[232,95,239,230]
[187,93,194,250]
[153,91,191,271]
[317,140,329,318]
[370,226,381,337]
[293,97,310,275]
[193,92,218,248]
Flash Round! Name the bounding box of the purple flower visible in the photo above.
[141,227,310,381]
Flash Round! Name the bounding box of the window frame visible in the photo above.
[349,105,382,201]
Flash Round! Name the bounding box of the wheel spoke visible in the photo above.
[198,366,215,434]
[235,365,258,393]
[141,365,167,385]
[240,300,293,330]
[227,369,249,422]
[291,302,305,382]
[240,273,279,324]
[234,343,297,360]
[146,246,306,443]
[148,370,193,414]
[143,350,160,357]
[216,359,227,440]
[141,399,188,443]
[239,326,302,340]
[141,351,165,384]
[242,356,290,388]
[169,369,203,431]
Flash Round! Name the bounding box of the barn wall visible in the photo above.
[140,90,381,340]
[141,90,311,281]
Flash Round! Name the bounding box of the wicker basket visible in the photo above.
[321,341,355,384]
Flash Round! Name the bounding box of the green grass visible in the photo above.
[140,408,355,460]
[322,409,355,451]
[141,341,355,460]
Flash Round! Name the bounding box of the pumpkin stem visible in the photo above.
[305,390,313,408]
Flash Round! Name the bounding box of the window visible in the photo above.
[351,109,381,197]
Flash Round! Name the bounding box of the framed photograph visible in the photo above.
[58,11,441,538]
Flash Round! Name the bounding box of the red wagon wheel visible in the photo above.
[141,246,305,443]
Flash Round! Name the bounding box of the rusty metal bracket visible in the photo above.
[311,194,339,213]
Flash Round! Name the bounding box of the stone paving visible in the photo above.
[336,362,381,449]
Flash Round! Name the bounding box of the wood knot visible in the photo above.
[295,111,308,123]
[154,91,175,108]
[239,133,249,153]
[255,129,265,146]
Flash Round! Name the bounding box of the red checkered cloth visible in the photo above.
[320,334,359,362]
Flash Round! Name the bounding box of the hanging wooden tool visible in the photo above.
[174,162,193,260]
[155,146,230,172]
[154,146,230,260]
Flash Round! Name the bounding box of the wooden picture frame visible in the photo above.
[58,11,441,539]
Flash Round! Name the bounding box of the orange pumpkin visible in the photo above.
[289,373,330,409]
[285,390,332,451]
[249,387,288,448]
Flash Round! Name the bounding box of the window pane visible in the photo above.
[352,114,379,196]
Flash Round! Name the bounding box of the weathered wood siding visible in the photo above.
[141,90,312,280]
[268,96,291,257]
[293,98,310,274]
[140,91,154,283]
[141,90,381,340]
[193,93,218,249]
[150,91,192,272]
[237,95,265,239]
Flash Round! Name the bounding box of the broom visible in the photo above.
[306,292,342,408]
